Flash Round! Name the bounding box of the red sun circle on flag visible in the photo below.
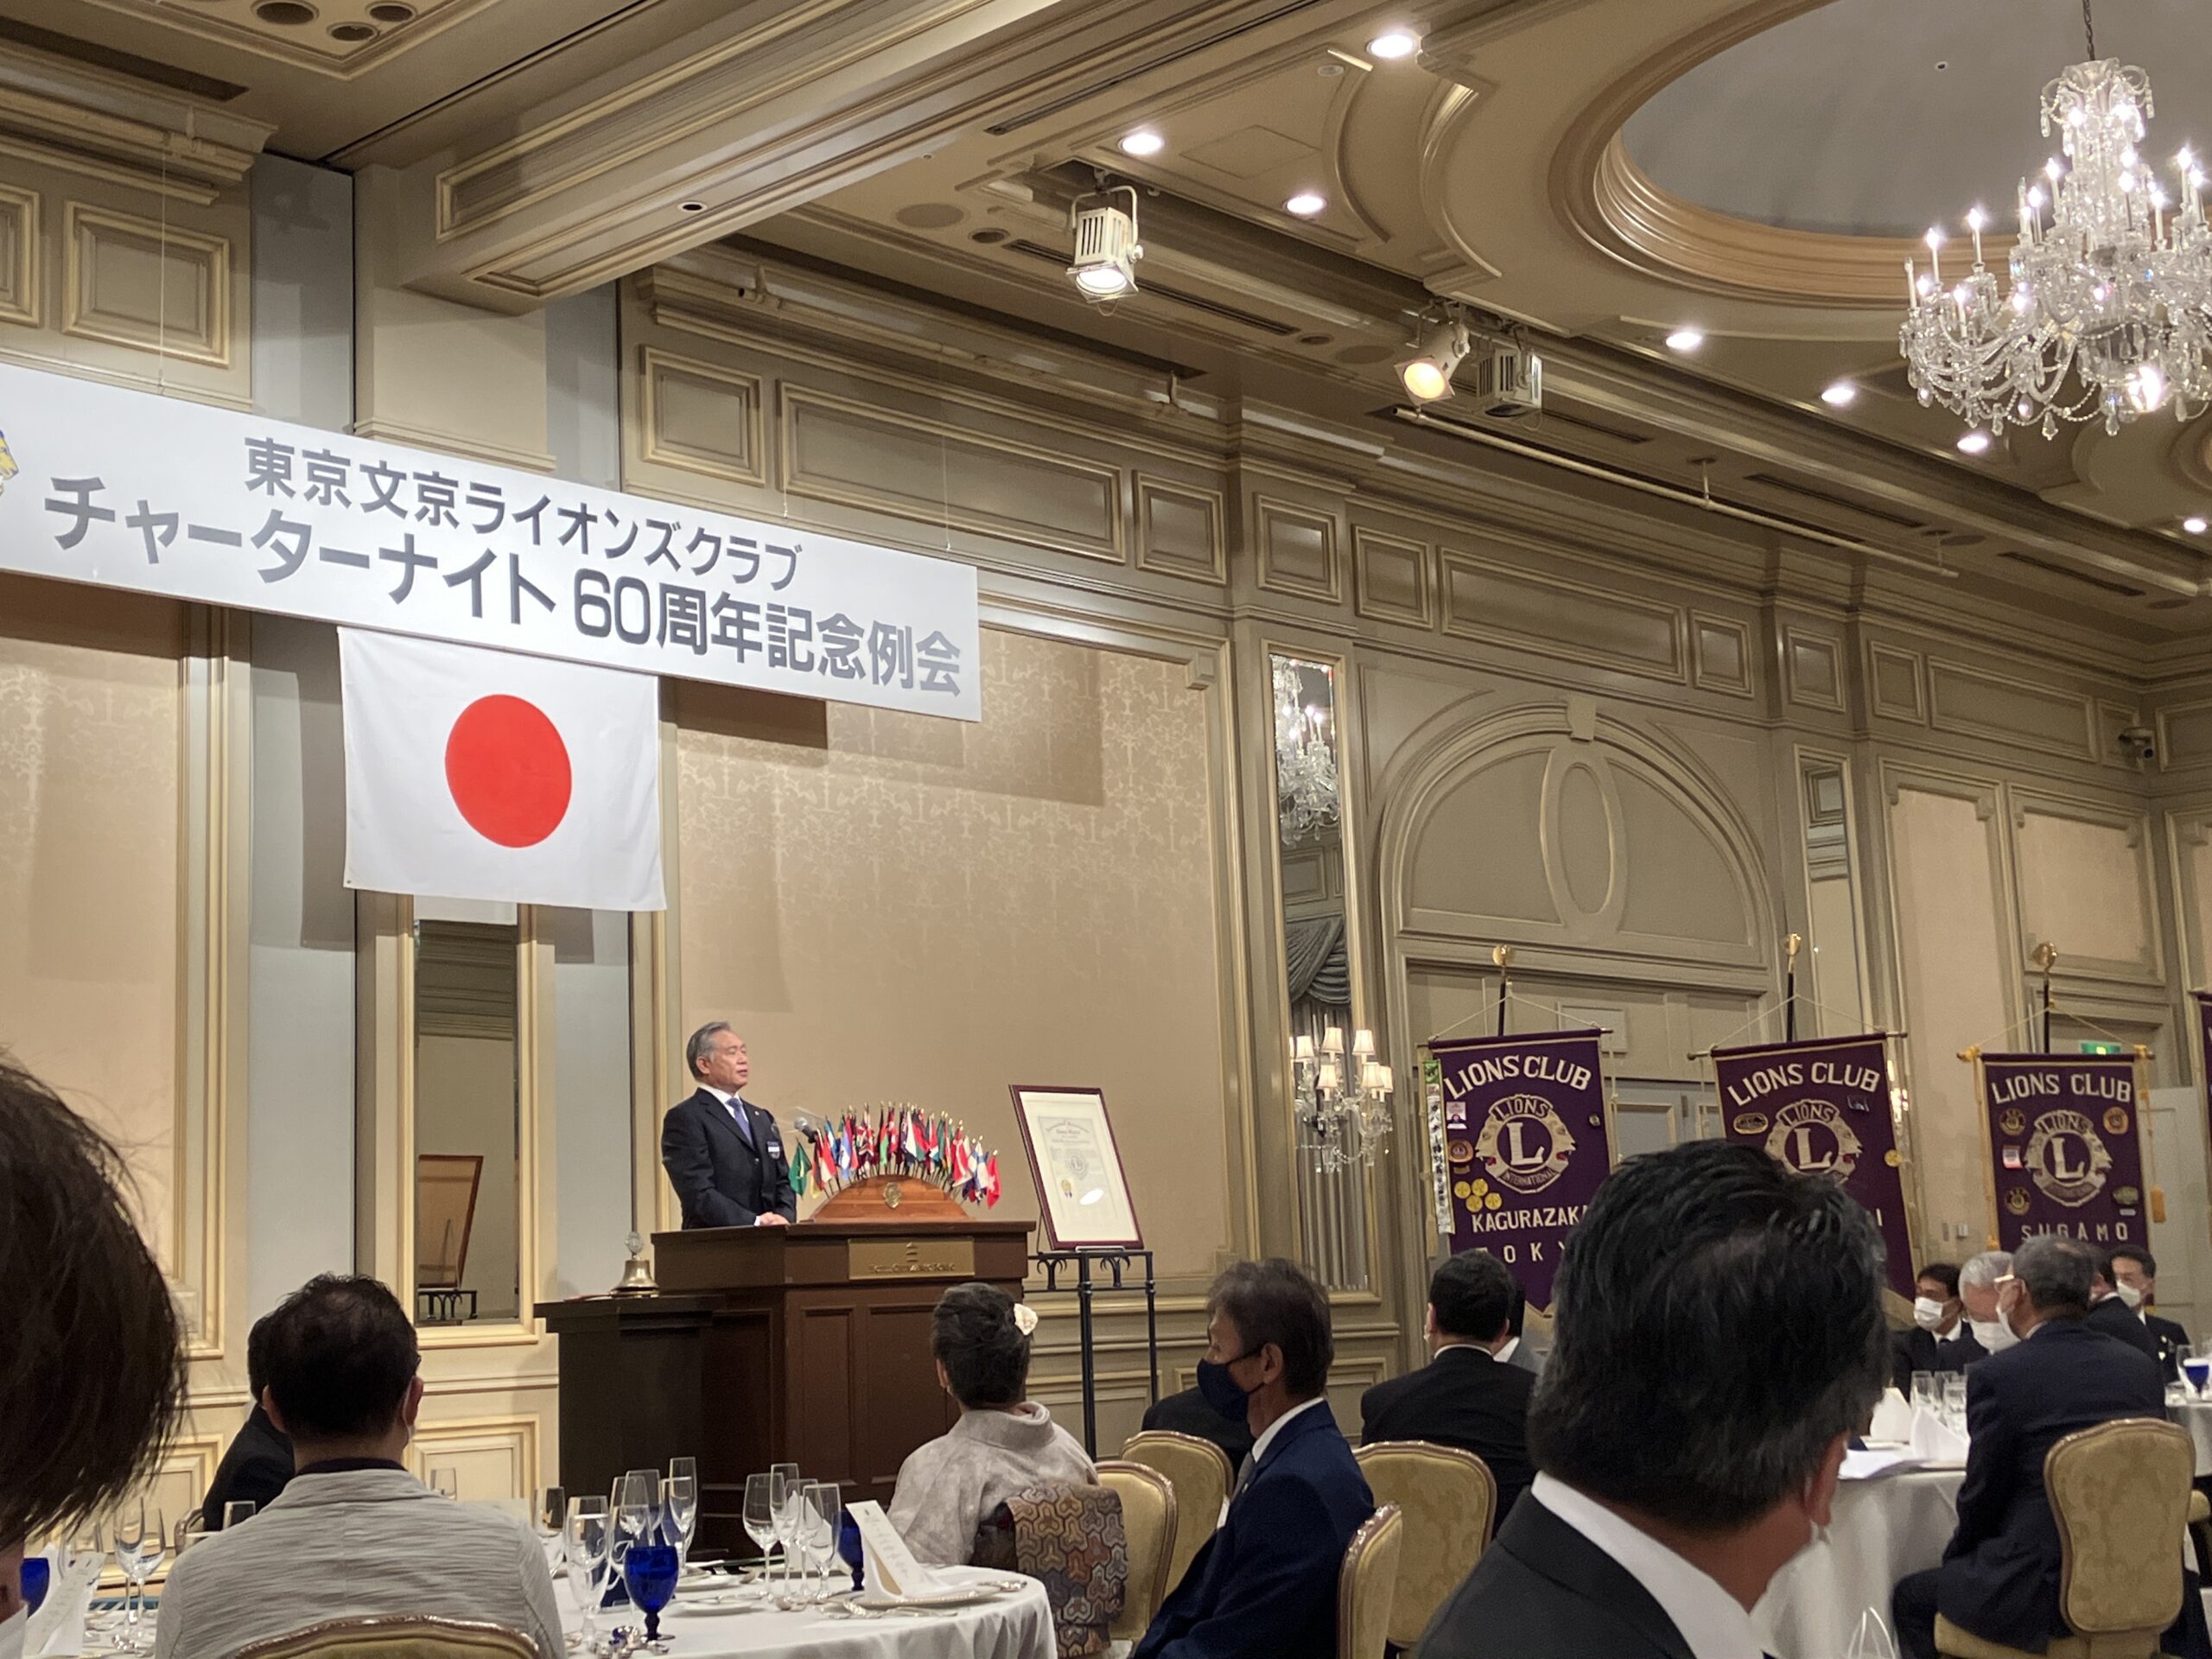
[444,695,573,848]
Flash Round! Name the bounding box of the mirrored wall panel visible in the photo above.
[413,915,522,1326]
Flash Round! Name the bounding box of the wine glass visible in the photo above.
[662,1476,697,1573]
[429,1467,459,1500]
[743,1474,779,1580]
[111,1502,165,1651]
[769,1464,801,1586]
[667,1457,697,1486]
[564,1497,612,1652]
[222,1500,257,1530]
[622,1543,679,1648]
[536,1486,566,1575]
[801,1482,841,1604]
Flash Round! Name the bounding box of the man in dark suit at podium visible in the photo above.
[661,1023,795,1229]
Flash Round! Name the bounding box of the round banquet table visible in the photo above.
[1752,1468,1964,1659]
[558,1567,1054,1659]
[2172,1400,2212,1476]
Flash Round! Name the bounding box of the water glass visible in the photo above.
[1909,1372,1938,1415]
[743,1474,779,1575]
[21,1557,48,1616]
[564,1497,612,1651]
[2184,1355,2211,1397]
[1940,1373,1967,1433]
[621,1543,679,1644]
[429,1467,459,1500]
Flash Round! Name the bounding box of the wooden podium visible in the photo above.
[537,1180,1030,1554]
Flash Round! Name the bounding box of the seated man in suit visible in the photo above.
[1139,1385,1255,1475]
[1360,1250,1535,1522]
[1417,1141,1888,1659]
[1133,1259,1373,1659]
[1893,1262,1962,1391]
[200,1311,292,1529]
[2112,1245,2191,1375]
[660,1022,796,1230]
[1942,1249,2015,1370]
[1892,1234,2177,1659]
[2084,1247,2164,1363]
[1495,1278,1543,1377]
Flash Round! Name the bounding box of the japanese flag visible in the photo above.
[339,629,665,912]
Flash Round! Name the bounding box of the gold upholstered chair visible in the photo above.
[1935,1417,2195,1659]
[1354,1441,1497,1649]
[1118,1430,1233,1596]
[1336,1503,1404,1659]
[234,1617,537,1659]
[1096,1460,1178,1640]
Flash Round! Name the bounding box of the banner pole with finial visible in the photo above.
[2034,943,2058,1053]
[1784,933,1802,1043]
[1493,944,1513,1039]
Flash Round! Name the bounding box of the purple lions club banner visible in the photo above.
[1433,1028,1612,1311]
[1714,1033,1916,1299]
[1980,1052,2146,1252]
[2195,992,2212,1165]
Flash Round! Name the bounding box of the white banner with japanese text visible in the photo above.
[0,362,982,720]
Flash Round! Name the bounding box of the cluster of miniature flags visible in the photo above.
[790,1105,1001,1207]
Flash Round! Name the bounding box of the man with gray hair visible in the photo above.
[1891,1234,2172,1658]
[1943,1249,2015,1368]
[660,1022,795,1230]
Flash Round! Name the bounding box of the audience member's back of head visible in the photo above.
[931,1281,1030,1409]
[0,1055,185,1548]
[1211,1257,1333,1397]
[2014,1234,2094,1318]
[1431,1250,1516,1346]
[262,1275,420,1443]
[1529,1139,1886,1535]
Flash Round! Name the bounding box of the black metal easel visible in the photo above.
[1033,1248,1159,1458]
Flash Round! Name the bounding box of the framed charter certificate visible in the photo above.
[1010,1085,1143,1251]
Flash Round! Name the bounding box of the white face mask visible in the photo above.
[1912,1296,1949,1329]
[0,1606,24,1659]
[2114,1281,2145,1309]
[1974,1313,2021,1352]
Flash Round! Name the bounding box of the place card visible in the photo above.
[846,1500,944,1599]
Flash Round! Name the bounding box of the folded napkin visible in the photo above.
[29,1548,103,1658]
[1910,1408,1969,1463]
[1867,1389,1915,1444]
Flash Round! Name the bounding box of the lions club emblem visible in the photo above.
[2103,1106,2131,1135]
[1474,1095,1576,1195]
[2025,1109,2112,1209]
[1764,1100,1862,1184]
[2004,1186,2031,1216]
[1999,1108,2027,1137]
[1731,1112,1769,1135]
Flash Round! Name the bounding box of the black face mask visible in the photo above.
[1196,1350,1257,1421]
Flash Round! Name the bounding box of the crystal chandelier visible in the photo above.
[1293,1026,1395,1174]
[1900,3,2212,437]
[1273,658,1339,843]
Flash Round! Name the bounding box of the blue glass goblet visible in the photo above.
[20,1558,48,1616]
[621,1543,679,1644]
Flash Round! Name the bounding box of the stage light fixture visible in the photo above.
[1395,319,1472,404]
[1068,186,1144,301]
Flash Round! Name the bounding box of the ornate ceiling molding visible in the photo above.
[0,41,273,205]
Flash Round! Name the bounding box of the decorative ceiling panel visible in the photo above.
[71,0,501,76]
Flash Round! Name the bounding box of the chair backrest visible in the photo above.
[969,1483,1128,1658]
[2046,1415,2195,1638]
[1354,1441,1497,1648]
[1096,1461,1177,1641]
[1118,1431,1233,1594]
[1336,1503,1403,1659]
[234,1616,537,1659]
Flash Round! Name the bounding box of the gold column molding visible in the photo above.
[0,41,271,207]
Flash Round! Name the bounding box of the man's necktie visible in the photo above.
[726,1097,754,1149]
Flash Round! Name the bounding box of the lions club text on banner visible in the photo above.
[1714,1033,1915,1299]
[0,361,980,721]
[1979,1052,2146,1251]
[1432,1029,1612,1311]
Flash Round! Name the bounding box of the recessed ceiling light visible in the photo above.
[678,201,705,213]
[1664,327,1705,353]
[1368,29,1419,59]
[1957,430,1993,454]
[1821,381,1859,408]
[1285,192,1327,217]
[1119,130,1165,158]
[2185,516,2209,534]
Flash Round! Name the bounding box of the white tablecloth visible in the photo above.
[1752,1469,1964,1659]
[560,1567,1055,1659]
[2172,1401,2212,1477]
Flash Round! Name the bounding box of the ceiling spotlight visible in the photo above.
[1068,185,1143,301]
[1285,191,1327,217]
[1395,318,1472,404]
[1367,29,1419,59]
[1665,327,1705,353]
[1957,429,1993,454]
[1119,129,1165,158]
[1821,380,1859,408]
[2185,516,2209,534]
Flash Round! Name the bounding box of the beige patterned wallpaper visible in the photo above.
[675,626,1231,1277]
[0,573,186,1267]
